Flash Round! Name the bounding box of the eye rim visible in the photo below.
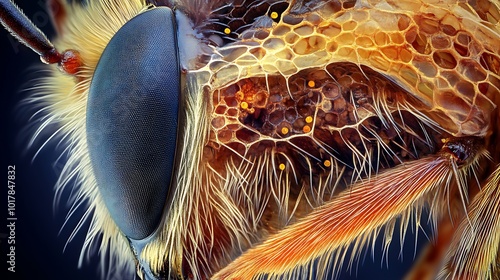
[86,6,182,241]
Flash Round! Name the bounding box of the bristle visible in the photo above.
[438,165,500,279]
[27,0,148,278]
[212,149,481,279]
[168,0,229,25]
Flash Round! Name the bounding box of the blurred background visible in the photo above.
[0,1,430,279]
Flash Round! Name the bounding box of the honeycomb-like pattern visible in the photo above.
[145,1,500,278]
[200,0,500,138]
[212,63,407,141]
[198,0,289,45]
[208,62,438,172]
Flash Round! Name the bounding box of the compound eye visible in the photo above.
[86,7,180,240]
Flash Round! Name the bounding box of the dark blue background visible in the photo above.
[1,1,430,279]
[1,1,100,279]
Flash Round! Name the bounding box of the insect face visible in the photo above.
[2,0,500,280]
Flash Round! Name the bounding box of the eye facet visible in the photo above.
[86,7,180,240]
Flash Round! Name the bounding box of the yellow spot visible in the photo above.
[241,102,249,110]
[281,127,289,135]
[224,27,231,35]
[324,160,331,167]
[303,125,311,133]
[305,116,313,124]
[279,163,286,171]
[308,80,315,88]
[270,11,279,19]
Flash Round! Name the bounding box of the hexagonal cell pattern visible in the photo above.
[193,0,499,179]
[201,0,499,138]
[208,62,441,173]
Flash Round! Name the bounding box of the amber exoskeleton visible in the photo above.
[2,0,499,279]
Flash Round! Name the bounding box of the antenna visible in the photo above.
[0,0,82,75]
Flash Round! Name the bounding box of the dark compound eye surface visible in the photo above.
[86,7,180,240]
